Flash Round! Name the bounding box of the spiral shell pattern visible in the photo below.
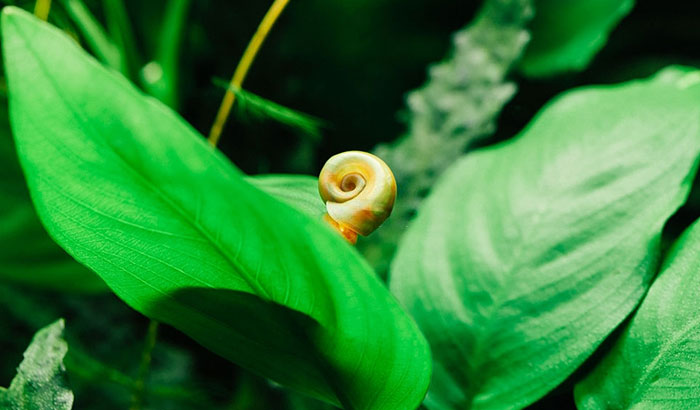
[318,151,396,243]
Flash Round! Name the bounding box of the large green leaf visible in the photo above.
[575,217,700,409]
[520,0,634,77]
[389,67,700,409]
[2,7,430,409]
[1,319,74,410]
[0,96,105,292]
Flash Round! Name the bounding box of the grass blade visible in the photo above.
[141,0,191,109]
[102,0,140,79]
[58,0,122,72]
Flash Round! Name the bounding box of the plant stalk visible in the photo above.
[207,0,290,147]
[34,0,52,20]
[129,320,159,410]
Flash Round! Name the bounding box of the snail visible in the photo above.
[318,151,397,244]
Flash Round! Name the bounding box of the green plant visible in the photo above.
[2,1,700,409]
[3,7,430,409]
[1,320,73,409]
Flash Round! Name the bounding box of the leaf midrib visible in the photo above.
[628,304,700,407]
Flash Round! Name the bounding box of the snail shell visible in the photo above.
[318,151,397,244]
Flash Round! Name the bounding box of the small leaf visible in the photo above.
[57,0,122,73]
[213,79,325,141]
[390,67,700,409]
[2,319,74,410]
[575,217,700,409]
[520,0,635,77]
[2,7,431,409]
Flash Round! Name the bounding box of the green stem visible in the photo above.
[129,320,159,410]
[67,347,215,405]
[207,0,291,147]
[66,348,136,389]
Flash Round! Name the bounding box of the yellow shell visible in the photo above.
[318,151,397,244]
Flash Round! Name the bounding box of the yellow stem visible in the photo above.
[33,0,52,21]
[207,0,291,147]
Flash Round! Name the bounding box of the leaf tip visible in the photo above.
[1,5,33,44]
[2,5,28,25]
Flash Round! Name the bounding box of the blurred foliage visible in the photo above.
[363,0,533,276]
[519,0,635,77]
[1,0,700,409]
[139,0,191,108]
[1,320,73,409]
[213,80,325,141]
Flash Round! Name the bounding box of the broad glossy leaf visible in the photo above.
[2,7,431,409]
[390,67,700,409]
[520,0,634,77]
[0,97,105,292]
[1,319,74,410]
[575,218,700,409]
[248,174,325,220]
